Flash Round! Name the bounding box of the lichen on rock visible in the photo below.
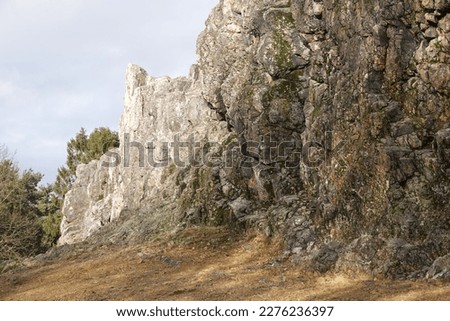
[60,0,450,279]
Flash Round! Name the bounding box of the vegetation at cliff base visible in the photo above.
[0,146,44,262]
[0,127,119,265]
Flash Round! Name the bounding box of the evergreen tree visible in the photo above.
[37,184,62,248]
[43,127,120,248]
[54,127,119,200]
[0,148,43,262]
[66,127,89,173]
[0,127,120,260]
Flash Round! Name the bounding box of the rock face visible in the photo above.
[59,65,229,244]
[60,0,450,279]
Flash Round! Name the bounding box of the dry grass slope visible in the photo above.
[1,227,449,301]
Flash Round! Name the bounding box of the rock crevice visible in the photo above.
[60,0,450,279]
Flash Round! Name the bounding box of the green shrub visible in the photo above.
[41,212,62,249]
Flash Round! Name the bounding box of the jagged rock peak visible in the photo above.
[60,0,450,279]
[59,62,229,245]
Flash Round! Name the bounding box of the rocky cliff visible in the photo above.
[59,65,229,244]
[60,0,450,279]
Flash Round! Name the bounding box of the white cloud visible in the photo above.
[0,0,219,184]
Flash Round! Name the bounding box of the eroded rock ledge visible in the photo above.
[60,0,450,279]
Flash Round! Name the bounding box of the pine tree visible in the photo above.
[0,147,43,262]
[41,127,120,248]
[54,127,119,200]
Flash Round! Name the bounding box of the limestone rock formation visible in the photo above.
[60,0,449,279]
[59,64,229,244]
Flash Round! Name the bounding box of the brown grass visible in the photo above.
[0,227,449,301]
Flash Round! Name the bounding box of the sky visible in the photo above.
[0,0,218,184]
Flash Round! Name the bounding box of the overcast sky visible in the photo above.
[0,0,218,184]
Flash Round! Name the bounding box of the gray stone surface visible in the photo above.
[60,0,450,279]
[427,254,450,280]
[59,64,228,244]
